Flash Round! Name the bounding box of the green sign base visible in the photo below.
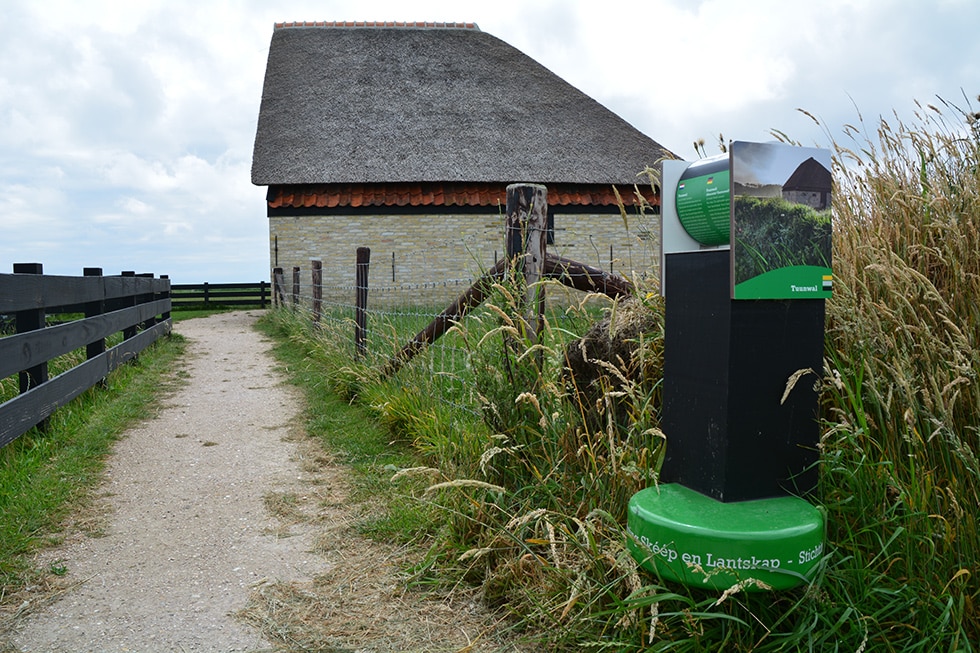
[627,483,824,591]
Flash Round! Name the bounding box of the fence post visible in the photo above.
[272,267,284,306]
[83,267,107,386]
[159,274,171,322]
[13,263,48,431]
[138,273,155,329]
[121,271,137,341]
[355,247,371,357]
[291,267,300,308]
[311,260,322,325]
[260,280,268,309]
[203,281,210,306]
[505,183,548,341]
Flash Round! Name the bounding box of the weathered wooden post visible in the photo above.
[138,273,155,329]
[291,266,300,308]
[272,267,284,306]
[505,183,548,341]
[311,259,323,325]
[159,274,171,322]
[355,247,371,357]
[83,267,108,388]
[83,268,106,363]
[121,271,137,341]
[13,263,47,394]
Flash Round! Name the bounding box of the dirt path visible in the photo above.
[5,311,505,653]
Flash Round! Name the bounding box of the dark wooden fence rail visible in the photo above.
[170,281,269,308]
[0,264,172,448]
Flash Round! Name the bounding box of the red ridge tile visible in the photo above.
[266,182,658,210]
[275,21,478,30]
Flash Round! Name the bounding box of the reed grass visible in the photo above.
[260,96,980,650]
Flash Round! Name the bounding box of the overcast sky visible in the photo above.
[2,0,977,283]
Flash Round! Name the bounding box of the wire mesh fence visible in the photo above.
[272,219,661,417]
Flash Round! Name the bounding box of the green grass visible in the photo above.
[0,331,186,593]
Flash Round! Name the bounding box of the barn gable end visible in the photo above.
[251,21,675,301]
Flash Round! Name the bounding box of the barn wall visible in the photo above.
[269,210,661,307]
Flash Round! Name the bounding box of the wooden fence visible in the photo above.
[170,281,269,308]
[0,264,172,448]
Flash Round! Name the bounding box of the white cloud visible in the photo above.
[1,0,977,281]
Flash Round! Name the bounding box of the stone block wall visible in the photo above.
[269,209,661,307]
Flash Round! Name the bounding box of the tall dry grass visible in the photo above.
[261,96,980,650]
[815,96,980,648]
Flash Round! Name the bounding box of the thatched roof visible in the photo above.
[783,157,831,193]
[251,22,674,189]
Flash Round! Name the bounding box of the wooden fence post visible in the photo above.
[83,267,105,361]
[83,267,107,387]
[291,266,300,308]
[272,267,284,306]
[13,263,48,431]
[121,271,137,340]
[355,247,371,357]
[159,274,171,321]
[260,280,268,309]
[505,183,548,341]
[311,259,322,324]
[138,273,155,329]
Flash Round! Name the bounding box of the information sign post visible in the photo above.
[627,142,832,591]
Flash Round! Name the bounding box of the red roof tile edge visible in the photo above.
[268,183,659,210]
[274,21,478,30]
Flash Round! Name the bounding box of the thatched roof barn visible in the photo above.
[250,21,674,303]
[782,157,831,210]
[251,21,674,213]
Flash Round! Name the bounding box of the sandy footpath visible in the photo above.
[8,311,318,652]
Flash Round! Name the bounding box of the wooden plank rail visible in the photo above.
[170,281,269,308]
[0,264,172,448]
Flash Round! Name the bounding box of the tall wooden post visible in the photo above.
[291,267,300,307]
[311,259,323,324]
[355,247,371,357]
[272,267,284,306]
[121,271,137,341]
[83,267,107,388]
[138,273,155,329]
[505,183,548,341]
[13,263,47,393]
[159,274,171,322]
[83,268,106,362]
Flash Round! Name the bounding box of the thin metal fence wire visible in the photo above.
[280,219,660,416]
[286,281,480,416]
[283,273,620,420]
